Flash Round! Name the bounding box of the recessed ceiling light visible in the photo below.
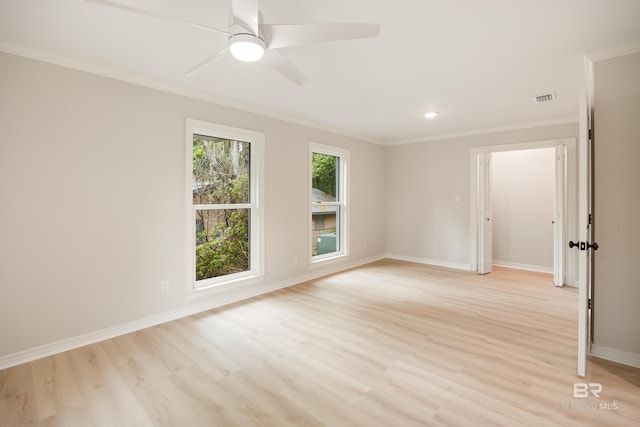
[424,112,438,119]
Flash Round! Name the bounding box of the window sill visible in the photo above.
[186,273,265,300]
[310,252,350,268]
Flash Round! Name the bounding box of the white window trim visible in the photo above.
[309,142,349,265]
[186,119,265,295]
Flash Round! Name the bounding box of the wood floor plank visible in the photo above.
[278,377,382,427]
[216,364,324,427]
[30,352,84,420]
[0,363,39,426]
[1,259,639,426]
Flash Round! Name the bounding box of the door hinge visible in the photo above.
[589,214,593,225]
[588,298,592,310]
[588,128,593,140]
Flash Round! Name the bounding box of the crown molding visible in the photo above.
[0,42,383,146]
[385,115,577,147]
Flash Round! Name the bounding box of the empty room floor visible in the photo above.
[1,259,639,426]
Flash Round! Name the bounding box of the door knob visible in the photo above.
[568,240,599,251]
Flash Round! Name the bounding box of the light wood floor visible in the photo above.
[1,260,639,426]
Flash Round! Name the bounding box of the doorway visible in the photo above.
[470,138,576,286]
[492,148,556,275]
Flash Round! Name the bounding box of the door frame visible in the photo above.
[576,87,591,377]
[469,138,576,279]
[477,152,493,274]
[554,145,567,287]
[576,54,595,377]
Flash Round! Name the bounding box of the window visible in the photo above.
[310,143,348,261]
[187,119,264,290]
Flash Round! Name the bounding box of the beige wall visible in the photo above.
[385,124,578,271]
[592,51,640,358]
[9,47,632,367]
[0,51,386,359]
[491,148,555,272]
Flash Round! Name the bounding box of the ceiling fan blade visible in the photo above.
[184,48,229,77]
[231,0,259,35]
[262,49,309,86]
[87,0,229,36]
[262,23,380,49]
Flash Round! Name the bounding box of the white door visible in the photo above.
[477,152,492,274]
[576,87,592,377]
[553,145,566,287]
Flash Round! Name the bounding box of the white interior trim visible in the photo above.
[492,260,553,274]
[469,138,576,273]
[0,254,384,371]
[0,43,582,148]
[590,344,640,369]
[586,41,640,63]
[185,119,266,292]
[0,41,382,146]
[309,142,350,264]
[387,116,577,146]
[385,253,471,272]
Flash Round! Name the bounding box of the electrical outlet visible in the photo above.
[161,280,169,294]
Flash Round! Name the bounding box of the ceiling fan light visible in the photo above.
[229,34,265,62]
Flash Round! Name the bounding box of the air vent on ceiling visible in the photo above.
[534,92,557,103]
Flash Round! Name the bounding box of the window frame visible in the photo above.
[186,119,265,293]
[309,142,349,264]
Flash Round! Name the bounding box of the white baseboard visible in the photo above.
[590,344,640,369]
[492,260,553,274]
[0,254,384,371]
[385,253,472,272]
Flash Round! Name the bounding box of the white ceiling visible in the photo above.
[1,0,639,144]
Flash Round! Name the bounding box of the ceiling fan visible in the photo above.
[88,0,381,85]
